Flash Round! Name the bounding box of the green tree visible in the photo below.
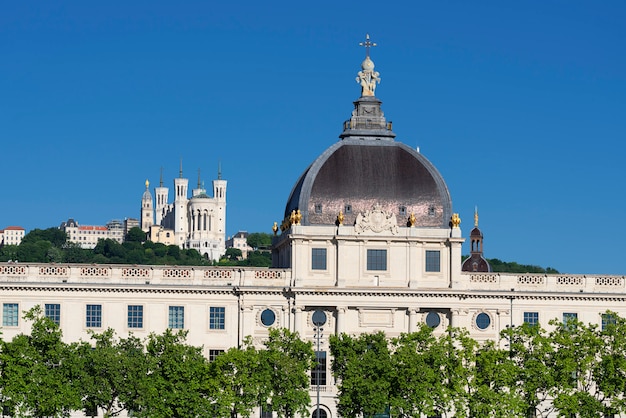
[63,241,92,263]
[224,247,242,261]
[470,340,523,417]
[135,329,212,417]
[330,331,393,418]
[246,250,272,267]
[246,233,272,250]
[209,338,265,418]
[389,325,451,417]
[549,315,620,417]
[94,239,127,261]
[596,311,626,416]
[16,240,52,262]
[261,328,316,418]
[126,227,147,243]
[0,306,83,417]
[505,322,558,417]
[21,227,68,247]
[79,329,148,418]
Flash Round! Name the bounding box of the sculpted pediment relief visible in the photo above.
[355,205,398,235]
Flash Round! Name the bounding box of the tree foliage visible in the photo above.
[246,232,272,250]
[0,306,83,417]
[261,328,316,418]
[0,227,209,266]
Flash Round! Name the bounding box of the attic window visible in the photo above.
[399,206,407,217]
[428,206,435,216]
[344,205,352,214]
[315,204,323,214]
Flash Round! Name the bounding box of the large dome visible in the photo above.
[284,95,452,229]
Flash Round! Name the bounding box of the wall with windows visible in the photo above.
[1,263,626,418]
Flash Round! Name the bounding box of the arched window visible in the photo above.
[311,410,327,418]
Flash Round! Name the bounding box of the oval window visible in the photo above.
[425,311,441,328]
[261,309,276,327]
[476,312,491,330]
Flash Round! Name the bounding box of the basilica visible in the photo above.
[0,39,624,418]
[140,164,227,261]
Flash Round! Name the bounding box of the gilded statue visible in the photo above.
[337,211,344,225]
[451,213,461,228]
[272,222,278,236]
[408,212,416,227]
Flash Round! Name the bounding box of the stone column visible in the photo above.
[294,306,303,335]
[336,307,347,335]
[408,308,419,333]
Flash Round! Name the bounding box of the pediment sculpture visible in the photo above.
[355,205,399,235]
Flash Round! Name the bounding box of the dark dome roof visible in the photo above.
[284,138,452,228]
[462,254,492,273]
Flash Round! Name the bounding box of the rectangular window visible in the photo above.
[45,303,61,325]
[208,349,224,362]
[425,250,441,272]
[260,405,273,418]
[128,305,144,328]
[86,304,102,328]
[563,312,578,329]
[311,351,327,386]
[311,248,327,270]
[209,307,225,330]
[367,249,387,271]
[602,313,616,331]
[3,303,19,327]
[523,311,539,326]
[169,306,184,329]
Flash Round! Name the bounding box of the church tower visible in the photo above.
[140,179,154,232]
[173,160,189,246]
[212,162,227,244]
[461,208,492,272]
[154,167,169,226]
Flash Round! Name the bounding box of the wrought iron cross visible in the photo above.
[359,34,377,57]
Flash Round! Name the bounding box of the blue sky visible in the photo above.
[2,1,625,274]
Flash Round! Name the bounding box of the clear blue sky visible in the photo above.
[2,1,625,275]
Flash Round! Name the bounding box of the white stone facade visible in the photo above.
[225,231,254,258]
[0,226,25,246]
[60,219,125,249]
[1,243,625,417]
[142,169,227,261]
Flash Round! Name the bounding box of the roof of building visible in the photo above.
[3,226,25,231]
[283,53,451,228]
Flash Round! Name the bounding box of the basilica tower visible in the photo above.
[140,179,154,232]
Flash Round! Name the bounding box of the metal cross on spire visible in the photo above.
[359,34,377,58]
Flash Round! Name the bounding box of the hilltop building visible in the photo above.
[140,165,227,261]
[0,226,25,246]
[225,231,254,259]
[59,219,125,249]
[0,38,624,417]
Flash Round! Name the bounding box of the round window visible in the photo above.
[425,311,441,328]
[476,312,491,330]
[312,310,327,327]
[260,309,276,327]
